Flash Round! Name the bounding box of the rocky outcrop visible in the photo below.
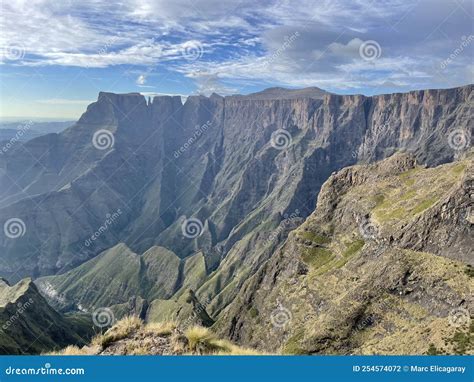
[215,152,473,355]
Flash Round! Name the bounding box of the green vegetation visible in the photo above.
[451,163,466,175]
[450,331,472,354]
[303,237,365,276]
[343,239,365,258]
[301,247,334,268]
[399,167,420,186]
[400,190,417,201]
[412,197,438,215]
[426,343,441,355]
[283,331,307,355]
[36,244,181,312]
[372,194,385,206]
[465,265,474,278]
[0,278,94,355]
[371,160,468,225]
[444,323,473,355]
[249,307,259,318]
[298,231,330,244]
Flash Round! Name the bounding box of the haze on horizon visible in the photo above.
[0,0,473,120]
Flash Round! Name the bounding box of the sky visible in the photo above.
[0,0,473,120]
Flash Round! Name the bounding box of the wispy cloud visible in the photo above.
[1,0,472,94]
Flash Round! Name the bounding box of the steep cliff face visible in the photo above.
[0,278,92,354]
[0,86,472,329]
[215,152,473,354]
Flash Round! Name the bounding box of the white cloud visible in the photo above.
[136,74,147,85]
[0,0,472,94]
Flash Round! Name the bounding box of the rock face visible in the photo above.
[0,85,472,354]
[215,152,473,354]
[0,278,92,354]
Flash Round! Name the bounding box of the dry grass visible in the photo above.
[92,315,142,348]
[47,345,87,355]
[185,326,261,355]
[46,344,101,355]
[185,326,219,352]
[144,321,176,336]
[52,317,260,355]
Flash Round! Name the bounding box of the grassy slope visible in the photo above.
[36,244,182,312]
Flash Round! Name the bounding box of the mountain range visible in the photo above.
[0,85,472,354]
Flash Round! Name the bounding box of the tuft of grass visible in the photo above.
[216,342,262,355]
[184,326,260,355]
[144,321,176,336]
[185,326,221,353]
[92,315,142,348]
[47,345,89,355]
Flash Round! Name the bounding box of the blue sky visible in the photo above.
[0,0,473,119]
